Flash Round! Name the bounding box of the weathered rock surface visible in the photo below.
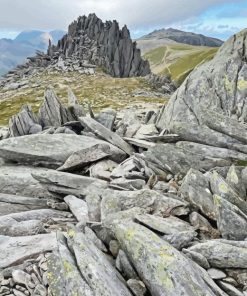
[156,29,247,155]
[48,13,150,78]
[0,133,126,168]
[0,233,57,268]
[113,221,226,296]
[1,28,247,296]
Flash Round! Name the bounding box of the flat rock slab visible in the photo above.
[0,233,57,268]
[0,165,57,198]
[32,169,108,197]
[0,134,126,168]
[0,193,49,216]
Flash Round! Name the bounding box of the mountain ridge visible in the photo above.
[0,30,65,76]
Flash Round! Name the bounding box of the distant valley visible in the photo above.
[0,30,65,76]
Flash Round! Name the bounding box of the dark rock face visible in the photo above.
[47,13,150,78]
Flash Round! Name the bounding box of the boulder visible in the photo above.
[156,29,247,160]
[0,134,126,168]
[113,221,226,296]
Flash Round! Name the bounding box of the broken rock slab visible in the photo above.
[0,233,57,269]
[79,116,134,155]
[57,143,110,172]
[180,169,216,220]
[113,221,226,296]
[0,134,126,169]
[188,240,247,268]
[0,165,57,198]
[32,169,108,197]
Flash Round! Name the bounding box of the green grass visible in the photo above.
[0,70,167,125]
[144,44,219,85]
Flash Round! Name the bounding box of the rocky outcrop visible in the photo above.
[156,29,247,151]
[2,28,247,296]
[46,13,150,78]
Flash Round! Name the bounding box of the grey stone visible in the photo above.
[0,165,56,198]
[214,194,247,240]
[127,279,146,296]
[64,195,89,224]
[207,268,226,280]
[113,220,225,296]
[0,233,57,269]
[79,116,134,155]
[188,240,247,268]
[57,143,110,172]
[180,169,216,220]
[0,134,126,169]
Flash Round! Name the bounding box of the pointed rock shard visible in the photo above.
[39,88,65,128]
[64,195,89,224]
[67,88,85,119]
[113,221,224,296]
[180,169,216,220]
[210,171,247,215]
[214,194,247,240]
[47,233,93,296]
[79,116,134,155]
[9,105,40,137]
[70,228,132,296]
[57,144,110,172]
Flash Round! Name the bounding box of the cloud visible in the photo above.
[0,0,244,33]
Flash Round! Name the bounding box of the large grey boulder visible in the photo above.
[0,165,57,198]
[0,134,126,168]
[113,221,226,296]
[0,233,57,268]
[156,29,247,154]
[188,240,247,268]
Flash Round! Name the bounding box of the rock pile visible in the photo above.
[1,29,247,296]
[0,81,247,295]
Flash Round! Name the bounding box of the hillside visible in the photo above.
[144,43,219,84]
[137,27,223,54]
[0,30,65,76]
[0,69,166,126]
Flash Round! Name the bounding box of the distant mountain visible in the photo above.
[0,30,65,76]
[137,28,223,54]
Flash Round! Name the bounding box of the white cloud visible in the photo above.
[0,0,244,33]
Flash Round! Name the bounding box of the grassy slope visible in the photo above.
[144,44,219,85]
[0,70,167,125]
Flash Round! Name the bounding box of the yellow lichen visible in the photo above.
[237,79,247,91]
[63,260,73,274]
[68,229,76,238]
[219,182,229,193]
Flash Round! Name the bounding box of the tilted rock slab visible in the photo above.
[113,221,226,296]
[156,29,247,155]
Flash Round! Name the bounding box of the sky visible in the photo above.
[0,0,246,40]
